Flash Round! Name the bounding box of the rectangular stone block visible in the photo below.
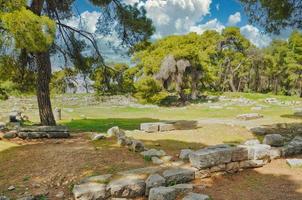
[159,124,175,132]
[189,145,233,169]
[231,147,248,161]
[140,123,163,132]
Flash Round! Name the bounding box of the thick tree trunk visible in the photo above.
[36,51,56,126]
[30,0,56,125]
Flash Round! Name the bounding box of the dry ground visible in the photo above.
[1,124,302,199]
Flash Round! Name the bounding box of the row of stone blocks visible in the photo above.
[140,121,198,133]
[73,167,210,200]
[3,126,70,139]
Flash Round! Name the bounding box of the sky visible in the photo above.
[67,0,286,64]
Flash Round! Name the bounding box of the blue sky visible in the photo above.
[66,0,277,64]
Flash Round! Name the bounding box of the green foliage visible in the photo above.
[134,76,169,105]
[239,0,302,33]
[1,7,56,52]
[50,68,77,94]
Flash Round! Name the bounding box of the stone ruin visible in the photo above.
[3,126,70,139]
[140,120,198,133]
[71,125,302,200]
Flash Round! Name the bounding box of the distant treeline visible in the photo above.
[1,27,302,104]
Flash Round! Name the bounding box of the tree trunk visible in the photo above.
[229,75,237,92]
[30,0,56,126]
[36,51,56,126]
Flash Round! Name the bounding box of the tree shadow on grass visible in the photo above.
[62,118,161,132]
[281,114,302,120]
[201,168,302,200]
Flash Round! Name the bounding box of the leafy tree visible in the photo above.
[239,0,302,33]
[0,0,154,125]
[50,68,77,94]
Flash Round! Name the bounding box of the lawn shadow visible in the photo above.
[281,114,302,119]
[62,118,160,132]
[202,168,302,200]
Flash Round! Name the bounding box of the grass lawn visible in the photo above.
[0,141,18,152]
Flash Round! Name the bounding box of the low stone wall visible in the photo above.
[3,126,70,139]
[140,120,198,133]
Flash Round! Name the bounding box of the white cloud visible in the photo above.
[144,0,212,37]
[190,19,225,34]
[67,11,101,33]
[240,25,272,48]
[227,12,241,26]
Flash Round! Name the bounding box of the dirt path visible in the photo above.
[0,135,149,199]
[199,156,302,200]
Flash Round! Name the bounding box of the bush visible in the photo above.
[134,76,169,105]
[0,88,8,100]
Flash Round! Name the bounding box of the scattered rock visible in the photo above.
[0,196,10,200]
[0,122,5,130]
[163,168,195,185]
[183,192,211,200]
[131,140,145,152]
[236,113,263,120]
[117,136,127,146]
[210,164,226,173]
[179,149,193,160]
[194,168,211,179]
[107,126,125,138]
[109,177,145,198]
[73,182,109,200]
[249,127,266,135]
[8,186,15,191]
[263,134,285,147]
[148,187,176,200]
[152,157,164,165]
[91,133,106,141]
[55,191,64,199]
[265,98,278,104]
[161,156,173,162]
[145,174,166,195]
[269,148,281,159]
[226,162,240,173]
[141,149,166,158]
[286,159,302,167]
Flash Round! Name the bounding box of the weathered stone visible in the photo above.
[183,192,211,200]
[73,183,109,200]
[249,127,267,135]
[159,124,175,132]
[179,149,193,160]
[140,123,162,133]
[46,132,70,138]
[8,186,15,191]
[281,136,302,156]
[55,191,64,199]
[80,174,112,184]
[194,168,211,179]
[210,164,226,173]
[3,131,17,139]
[226,162,240,173]
[269,148,281,160]
[91,133,106,141]
[231,147,248,161]
[171,184,193,195]
[236,113,263,120]
[161,156,173,162]
[18,132,47,139]
[145,174,166,195]
[117,137,127,146]
[152,157,164,165]
[107,126,125,138]
[163,168,195,185]
[263,134,285,147]
[0,122,5,130]
[239,160,265,168]
[148,187,176,200]
[19,126,68,133]
[141,149,166,158]
[189,145,233,169]
[17,196,34,200]
[0,196,9,200]
[243,139,260,146]
[131,140,145,152]
[239,144,271,160]
[109,177,145,198]
[286,159,302,167]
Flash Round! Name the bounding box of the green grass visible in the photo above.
[63,118,160,132]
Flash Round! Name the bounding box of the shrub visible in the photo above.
[134,76,169,105]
